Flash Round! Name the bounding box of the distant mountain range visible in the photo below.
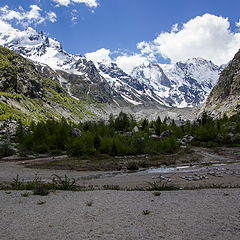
[0,27,224,110]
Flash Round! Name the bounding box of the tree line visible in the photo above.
[10,111,240,157]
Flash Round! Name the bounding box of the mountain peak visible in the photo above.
[24,27,37,34]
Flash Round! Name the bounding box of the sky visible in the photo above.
[0,0,240,73]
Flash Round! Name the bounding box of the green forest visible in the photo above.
[1,111,239,159]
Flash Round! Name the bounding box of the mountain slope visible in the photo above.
[0,46,97,122]
[201,49,240,117]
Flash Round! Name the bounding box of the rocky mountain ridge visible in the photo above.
[0,27,223,109]
[201,49,240,117]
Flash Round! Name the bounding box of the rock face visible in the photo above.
[0,46,45,99]
[201,49,240,118]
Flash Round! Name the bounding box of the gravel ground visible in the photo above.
[1,189,240,240]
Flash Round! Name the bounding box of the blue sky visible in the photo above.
[0,0,240,72]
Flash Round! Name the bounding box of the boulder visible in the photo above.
[160,130,172,139]
[70,128,82,137]
[180,135,194,145]
[149,134,160,140]
[132,126,139,133]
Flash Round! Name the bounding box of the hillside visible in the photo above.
[0,46,97,122]
[202,49,240,117]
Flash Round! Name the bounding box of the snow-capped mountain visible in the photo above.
[0,27,223,108]
[0,27,81,71]
[0,27,123,105]
[97,61,166,106]
[131,59,223,108]
[161,58,223,107]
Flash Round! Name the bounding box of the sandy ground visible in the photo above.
[1,148,240,239]
[0,189,240,240]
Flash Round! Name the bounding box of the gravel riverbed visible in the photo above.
[0,189,240,240]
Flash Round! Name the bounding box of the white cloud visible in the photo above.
[115,54,148,74]
[0,19,14,33]
[0,5,57,27]
[137,41,155,56]
[46,11,57,23]
[0,5,44,26]
[52,0,71,6]
[52,0,99,8]
[85,48,111,64]
[71,9,78,24]
[139,14,240,65]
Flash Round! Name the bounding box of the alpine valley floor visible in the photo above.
[0,189,240,240]
[0,147,240,239]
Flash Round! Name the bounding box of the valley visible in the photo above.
[0,2,240,239]
[0,27,223,121]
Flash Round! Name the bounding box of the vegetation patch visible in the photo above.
[147,179,179,191]
[142,210,151,215]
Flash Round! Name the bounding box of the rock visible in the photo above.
[70,128,82,137]
[226,132,239,143]
[134,186,145,191]
[180,135,194,145]
[132,126,139,133]
[201,49,240,118]
[149,134,160,140]
[160,130,172,139]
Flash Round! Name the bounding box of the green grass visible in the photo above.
[0,91,23,99]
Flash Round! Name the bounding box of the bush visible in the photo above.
[51,174,77,190]
[147,179,179,191]
[0,145,15,158]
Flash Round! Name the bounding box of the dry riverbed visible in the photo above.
[0,189,240,240]
[0,147,240,189]
[0,147,240,239]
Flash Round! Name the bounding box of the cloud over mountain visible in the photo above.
[0,5,56,27]
[138,14,240,65]
[52,0,99,8]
